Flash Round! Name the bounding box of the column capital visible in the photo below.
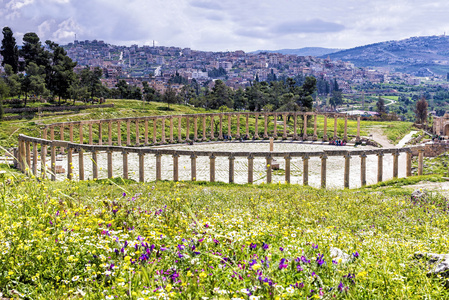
[302,154,310,160]
[228,155,235,160]
[359,152,367,158]
[320,153,328,160]
[284,154,292,160]
[190,154,198,159]
[247,153,255,159]
[121,150,129,155]
[209,153,216,159]
[376,152,384,157]
[344,152,351,159]
[173,153,180,158]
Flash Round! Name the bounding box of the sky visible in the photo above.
[1,0,449,52]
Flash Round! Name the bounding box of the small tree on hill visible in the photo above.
[376,96,386,119]
[415,97,428,127]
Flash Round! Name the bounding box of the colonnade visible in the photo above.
[17,134,423,189]
[42,112,362,148]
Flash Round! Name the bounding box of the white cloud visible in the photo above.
[1,0,449,51]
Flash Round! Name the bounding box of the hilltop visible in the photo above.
[250,47,341,57]
[324,35,449,76]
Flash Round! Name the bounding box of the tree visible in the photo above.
[20,32,49,70]
[329,90,343,109]
[210,80,233,109]
[415,97,428,126]
[163,84,178,109]
[21,62,48,105]
[80,66,103,98]
[45,41,77,103]
[296,76,316,111]
[376,96,386,115]
[0,27,19,73]
[0,77,9,121]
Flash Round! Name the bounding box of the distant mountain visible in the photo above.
[323,35,449,76]
[251,47,341,57]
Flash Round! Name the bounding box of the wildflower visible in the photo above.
[279,258,288,269]
[286,286,294,294]
[252,263,261,271]
[72,276,80,282]
[353,251,360,258]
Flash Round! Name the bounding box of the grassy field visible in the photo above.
[0,168,448,299]
[0,99,414,148]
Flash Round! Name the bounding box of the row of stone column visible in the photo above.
[44,113,362,148]
[17,138,423,189]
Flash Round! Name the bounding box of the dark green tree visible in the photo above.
[376,96,386,115]
[45,41,77,103]
[210,80,233,109]
[415,97,428,125]
[163,84,179,109]
[0,27,19,73]
[80,66,103,98]
[21,62,48,105]
[20,33,49,70]
[0,77,9,120]
[329,90,343,109]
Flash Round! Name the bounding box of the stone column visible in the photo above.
[202,116,207,141]
[185,117,190,142]
[194,117,198,141]
[406,151,412,177]
[32,142,37,176]
[92,150,98,180]
[356,116,361,143]
[98,123,102,146]
[323,115,328,142]
[273,114,277,138]
[107,150,113,179]
[190,154,197,181]
[156,153,162,181]
[218,114,223,140]
[161,118,166,144]
[108,121,113,145]
[393,151,399,179]
[264,114,268,139]
[144,119,149,145]
[122,151,129,179]
[313,114,318,141]
[293,113,298,140]
[173,154,179,181]
[79,147,84,181]
[285,155,291,184]
[135,119,140,145]
[138,152,145,182]
[209,154,215,182]
[229,155,235,183]
[418,148,424,176]
[344,153,351,189]
[245,114,250,138]
[50,126,55,140]
[266,156,272,184]
[117,121,122,146]
[60,125,65,153]
[88,124,93,145]
[170,117,174,143]
[210,116,215,139]
[69,125,74,143]
[343,116,348,142]
[51,144,56,181]
[178,117,183,142]
[67,146,73,180]
[42,131,47,179]
[248,154,254,184]
[228,115,233,138]
[303,114,308,141]
[25,141,31,171]
[270,137,274,151]
[283,114,288,139]
[237,114,241,139]
[127,120,131,145]
[360,153,367,187]
[377,152,384,183]
[303,155,309,186]
[79,123,83,145]
[320,153,327,189]
[153,119,157,144]
[333,115,338,140]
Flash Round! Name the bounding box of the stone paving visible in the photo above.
[41,141,408,189]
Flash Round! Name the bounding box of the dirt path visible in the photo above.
[369,126,395,148]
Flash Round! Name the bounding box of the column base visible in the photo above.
[282,134,288,140]
[263,134,268,139]
[323,135,328,142]
[313,135,318,141]
[303,134,308,141]
[254,134,259,139]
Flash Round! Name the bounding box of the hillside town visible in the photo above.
[63,39,432,95]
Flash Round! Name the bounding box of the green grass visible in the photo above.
[0,99,414,148]
[1,172,449,298]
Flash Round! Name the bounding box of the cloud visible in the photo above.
[189,0,222,10]
[273,19,345,35]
